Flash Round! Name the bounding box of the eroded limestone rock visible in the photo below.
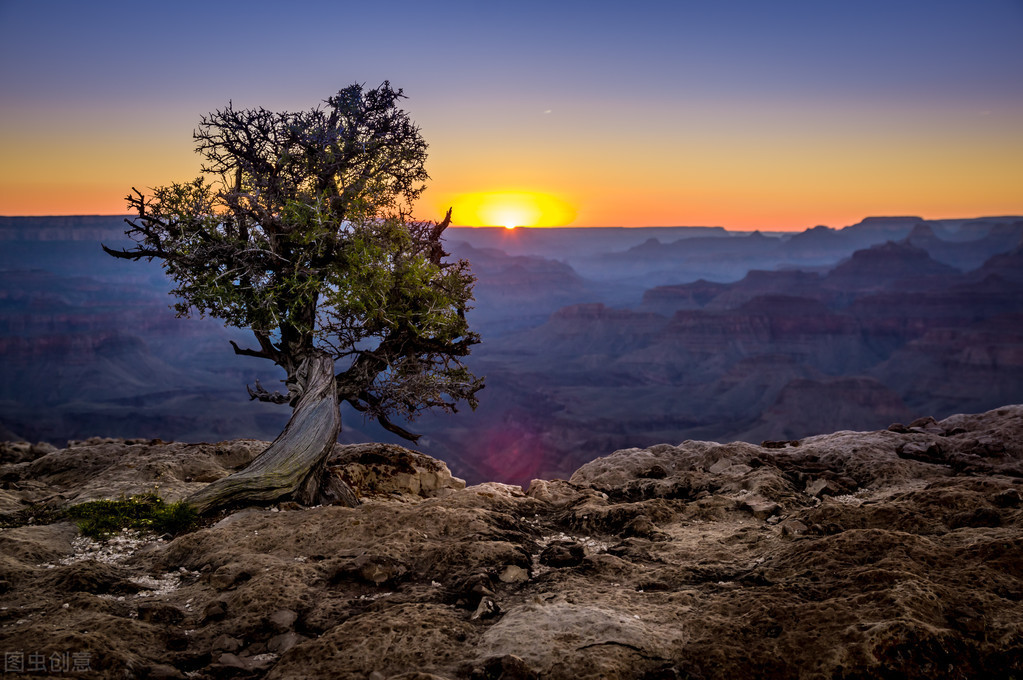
[0,406,1021,678]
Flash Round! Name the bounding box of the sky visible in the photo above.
[1,0,1022,230]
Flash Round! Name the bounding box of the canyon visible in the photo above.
[1,215,1022,485]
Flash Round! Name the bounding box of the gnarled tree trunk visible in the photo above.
[186,351,359,514]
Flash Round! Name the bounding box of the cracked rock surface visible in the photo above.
[1,407,1022,679]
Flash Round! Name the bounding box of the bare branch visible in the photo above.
[427,208,452,265]
[101,243,164,260]
[375,413,422,442]
[345,395,421,443]
[229,340,272,360]
[246,379,289,404]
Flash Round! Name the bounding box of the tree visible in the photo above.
[104,82,483,514]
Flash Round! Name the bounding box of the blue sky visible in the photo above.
[2,0,1022,228]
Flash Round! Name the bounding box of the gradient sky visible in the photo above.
[1,0,1022,230]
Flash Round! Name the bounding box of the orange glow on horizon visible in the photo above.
[444,191,577,228]
[413,97,1023,231]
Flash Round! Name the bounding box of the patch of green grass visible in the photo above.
[65,493,198,539]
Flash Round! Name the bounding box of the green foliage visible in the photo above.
[65,493,199,539]
[107,81,484,438]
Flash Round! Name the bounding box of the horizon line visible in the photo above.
[2,213,1022,234]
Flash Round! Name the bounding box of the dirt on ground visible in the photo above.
[1,406,1021,679]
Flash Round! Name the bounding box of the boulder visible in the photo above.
[329,443,466,498]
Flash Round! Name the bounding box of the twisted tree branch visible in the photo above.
[101,243,164,260]
[346,394,422,443]
[247,378,290,404]
[230,340,272,360]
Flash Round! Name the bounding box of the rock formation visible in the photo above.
[4,215,1023,489]
[1,405,1021,678]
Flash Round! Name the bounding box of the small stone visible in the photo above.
[217,653,250,670]
[359,560,401,585]
[896,441,945,464]
[471,596,501,621]
[203,600,227,622]
[210,563,250,590]
[453,573,496,609]
[246,641,267,655]
[472,581,496,599]
[539,541,585,568]
[267,631,305,654]
[780,519,809,537]
[144,664,185,680]
[909,416,942,433]
[333,554,408,586]
[805,479,830,497]
[212,634,242,653]
[269,608,298,632]
[246,653,278,671]
[498,565,529,583]
[742,498,780,520]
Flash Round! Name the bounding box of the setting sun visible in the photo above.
[446,191,577,228]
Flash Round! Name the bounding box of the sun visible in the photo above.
[446,191,576,228]
[493,207,534,230]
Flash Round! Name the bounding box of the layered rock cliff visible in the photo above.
[1,405,1021,679]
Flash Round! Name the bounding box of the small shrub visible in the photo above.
[151,499,199,536]
[66,493,198,539]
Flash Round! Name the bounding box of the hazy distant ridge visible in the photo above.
[2,214,1023,485]
[0,215,131,241]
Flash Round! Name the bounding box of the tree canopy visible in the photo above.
[105,82,483,443]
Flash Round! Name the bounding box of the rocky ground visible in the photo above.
[1,406,1022,679]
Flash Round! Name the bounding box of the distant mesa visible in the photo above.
[852,215,925,226]
[641,279,730,314]
[907,219,1023,272]
[972,238,1023,284]
[0,215,130,242]
[823,240,960,291]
